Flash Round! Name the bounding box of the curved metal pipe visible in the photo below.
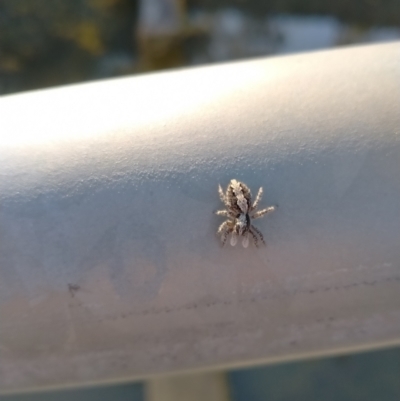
[0,42,399,392]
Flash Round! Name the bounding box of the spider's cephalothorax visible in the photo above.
[215,179,275,248]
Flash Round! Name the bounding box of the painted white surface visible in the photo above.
[0,42,399,392]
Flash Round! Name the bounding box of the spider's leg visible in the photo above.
[215,210,229,217]
[252,206,275,219]
[218,185,227,204]
[242,232,249,248]
[219,184,234,209]
[217,221,231,246]
[251,225,266,246]
[215,210,238,219]
[230,231,238,246]
[251,187,263,211]
[217,221,229,234]
[248,227,259,248]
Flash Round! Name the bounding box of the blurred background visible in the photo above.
[1,0,400,400]
[0,0,400,95]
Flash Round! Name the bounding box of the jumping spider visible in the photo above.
[215,179,276,248]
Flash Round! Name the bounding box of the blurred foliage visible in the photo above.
[0,0,137,93]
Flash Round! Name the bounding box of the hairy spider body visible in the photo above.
[215,179,275,248]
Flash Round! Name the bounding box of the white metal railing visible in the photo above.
[0,41,399,393]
